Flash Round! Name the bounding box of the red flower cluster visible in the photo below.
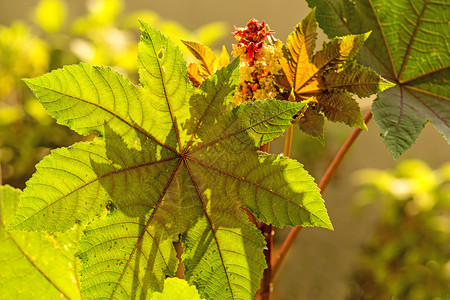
[233,19,275,65]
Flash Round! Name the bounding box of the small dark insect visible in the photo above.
[105,201,113,211]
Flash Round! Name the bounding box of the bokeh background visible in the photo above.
[1,0,448,299]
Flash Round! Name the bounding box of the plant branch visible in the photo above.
[283,125,293,157]
[271,110,373,280]
[256,142,273,300]
[256,222,274,300]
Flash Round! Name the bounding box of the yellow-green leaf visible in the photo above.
[324,62,394,98]
[217,45,230,69]
[150,278,203,300]
[1,185,82,299]
[280,9,318,93]
[280,11,378,140]
[187,62,204,87]
[309,32,370,89]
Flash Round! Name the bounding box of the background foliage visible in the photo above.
[350,160,450,299]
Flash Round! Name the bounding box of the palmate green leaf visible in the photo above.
[279,9,392,141]
[306,0,450,158]
[10,21,332,299]
[0,185,82,299]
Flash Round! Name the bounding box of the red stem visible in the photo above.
[271,110,373,279]
[257,223,274,300]
[256,142,273,300]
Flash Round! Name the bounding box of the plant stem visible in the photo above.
[259,142,271,154]
[271,110,373,280]
[257,223,274,300]
[256,142,273,300]
[283,125,293,157]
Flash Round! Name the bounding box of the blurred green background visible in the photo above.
[0,0,448,299]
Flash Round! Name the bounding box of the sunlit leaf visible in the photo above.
[323,62,394,98]
[182,40,216,76]
[187,62,204,87]
[0,185,81,299]
[150,278,203,300]
[280,8,318,92]
[182,40,230,86]
[10,21,331,299]
[218,45,230,69]
[279,9,392,140]
[306,0,450,158]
